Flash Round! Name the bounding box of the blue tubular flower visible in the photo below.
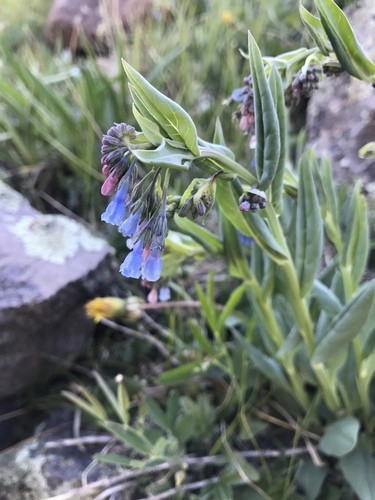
[118,207,143,237]
[101,178,129,226]
[142,247,163,282]
[119,238,143,278]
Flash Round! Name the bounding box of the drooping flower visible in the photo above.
[120,237,144,279]
[101,178,129,226]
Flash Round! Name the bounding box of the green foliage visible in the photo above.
[2,0,375,498]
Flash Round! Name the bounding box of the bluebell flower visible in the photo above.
[119,238,143,279]
[101,179,129,226]
[118,207,143,237]
[142,248,163,282]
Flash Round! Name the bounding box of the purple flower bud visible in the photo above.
[239,200,250,212]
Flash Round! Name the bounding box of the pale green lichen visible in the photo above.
[0,180,24,214]
[10,214,107,264]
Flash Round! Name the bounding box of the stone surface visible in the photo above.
[0,180,115,399]
[0,410,130,499]
[45,0,153,52]
[307,0,375,204]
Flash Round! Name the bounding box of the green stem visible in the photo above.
[265,205,315,355]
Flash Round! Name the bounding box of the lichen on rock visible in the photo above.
[9,214,106,264]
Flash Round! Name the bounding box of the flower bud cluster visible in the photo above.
[226,75,255,146]
[289,64,322,104]
[178,175,218,221]
[239,187,267,213]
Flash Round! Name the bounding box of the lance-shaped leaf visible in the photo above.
[220,212,251,279]
[319,156,342,252]
[268,66,286,213]
[342,183,369,291]
[248,31,281,191]
[122,59,200,154]
[315,0,375,82]
[235,333,292,393]
[173,215,223,255]
[217,180,287,263]
[295,151,323,296]
[312,280,375,365]
[299,2,332,55]
[132,104,163,146]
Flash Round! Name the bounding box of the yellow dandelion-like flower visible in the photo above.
[85,297,127,323]
[221,10,234,25]
[85,296,144,323]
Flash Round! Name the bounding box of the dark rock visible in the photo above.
[0,409,130,499]
[0,180,115,400]
[307,0,375,220]
[45,0,153,53]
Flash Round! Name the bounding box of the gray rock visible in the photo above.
[45,0,152,53]
[0,180,114,399]
[0,410,129,499]
[307,0,375,208]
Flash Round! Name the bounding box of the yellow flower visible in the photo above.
[85,296,144,323]
[221,10,234,25]
[85,297,127,323]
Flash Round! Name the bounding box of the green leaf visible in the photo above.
[104,421,153,456]
[213,117,227,147]
[297,458,328,500]
[131,139,194,170]
[217,284,247,335]
[268,66,287,214]
[315,0,375,82]
[248,31,281,190]
[195,280,217,334]
[145,397,170,432]
[319,416,360,457]
[311,280,342,317]
[158,361,209,385]
[342,184,369,291]
[132,104,163,146]
[299,3,332,55]
[312,280,375,364]
[295,151,323,296]
[220,213,249,279]
[189,319,214,354]
[216,180,288,264]
[173,215,223,255]
[339,440,375,499]
[235,334,292,393]
[123,59,200,154]
[319,156,342,252]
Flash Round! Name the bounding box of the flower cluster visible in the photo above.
[100,123,169,282]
